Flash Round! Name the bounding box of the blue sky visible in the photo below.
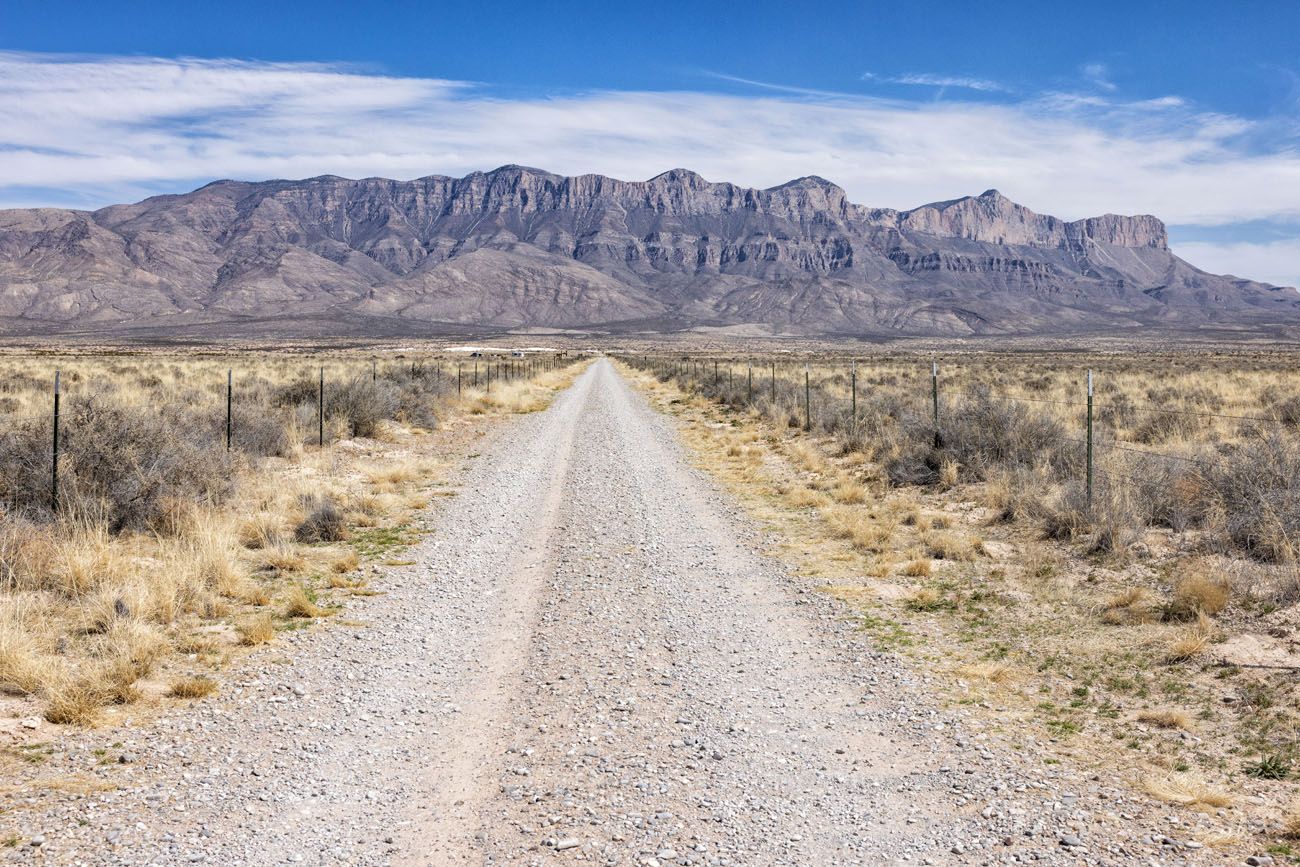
[2,0,1298,285]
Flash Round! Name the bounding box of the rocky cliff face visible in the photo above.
[0,166,1292,338]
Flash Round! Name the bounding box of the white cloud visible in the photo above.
[1082,62,1117,92]
[1174,239,1300,289]
[862,72,1007,92]
[1,51,1299,258]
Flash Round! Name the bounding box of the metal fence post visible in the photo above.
[1086,369,1095,509]
[457,363,463,395]
[804,364,812,432]
[318,366,325,446]
[931,361,941,448]
[51,370,60,513]
[747,363,753,404]
[770,361,776,405]
[226,369,233,451]
[850,359,857,430]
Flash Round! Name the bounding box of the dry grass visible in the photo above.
[284,585,328,619]
[901,558,932,577]
[958,661,1017,684]
[0,349,579,725]
[43,681,103,726]
[830,478,868,504]
[1166,612,1216,661]
[822,505,894,554]
[1142,774,1234,810]
[1169,565,1232,619]
[237,612,276,646]
[623,353,1300,856]
[332,549,360,573]
[905,586,946,611]
[167,675,217,699]
[1281,803,1300,839]
[1136,708,1193,730]
[1101,586,1160,625]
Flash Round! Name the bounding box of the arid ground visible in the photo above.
[0,351,1296,866]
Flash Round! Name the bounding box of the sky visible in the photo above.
[2,0,1298,286]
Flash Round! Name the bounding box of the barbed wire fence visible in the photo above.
[625,353,1300,561]
[0,353,574,518]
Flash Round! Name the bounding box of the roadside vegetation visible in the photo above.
[0,350,583,728]
[621,351,1300,854]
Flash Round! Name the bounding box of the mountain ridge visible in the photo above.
[0,165,1293,339]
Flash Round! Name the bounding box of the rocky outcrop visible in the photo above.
[0,166,1290,338]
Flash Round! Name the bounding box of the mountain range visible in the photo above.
[0,165,1295,340]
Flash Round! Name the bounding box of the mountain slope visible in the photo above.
[0,166,1294,338]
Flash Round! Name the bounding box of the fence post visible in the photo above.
[226,369,233,451]
[804,364,812,432]
[318,366,325,446]
[457,363,463,395]
[747,363,753,404]
[474,361,478,388]
[770,361,776,405]
[714,360,719,388]
[1086,369,1094,509]
[51,370,60,513]
[372,359,377,383]
[850,359,857,431]
[931,361,941,448]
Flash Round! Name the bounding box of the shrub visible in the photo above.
[1203,433,1300,562]
[328,376,400,438]
[294,494,346,543]
[0,396,233,532]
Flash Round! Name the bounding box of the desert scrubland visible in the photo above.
[623,348,1300,852]
[0,349,581,728]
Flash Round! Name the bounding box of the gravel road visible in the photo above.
[8,360,1227,866]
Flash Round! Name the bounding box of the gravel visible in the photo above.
[2,360,1231,865]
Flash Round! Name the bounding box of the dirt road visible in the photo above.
[18,360,1161,865]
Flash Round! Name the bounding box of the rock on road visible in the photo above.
[21,359,1142,866]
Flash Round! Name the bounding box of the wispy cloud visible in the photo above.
[1081,62,1118,92]
[862,71,1007,92]
[1,51,1299,264]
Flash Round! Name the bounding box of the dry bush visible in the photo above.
[0,611,48,695]
[294,494,347,543]
[332,549,360,573]
[238,513,285,550]
[938,459,960,489]
[1204,434,1300,563]
[1132,410,1203,445]
[901,558,932,577]
[1166,563,1231,620]
[830,478,867,504]
[329,376,400,438]
[44,678,104,726]
[0,396,234,532]
[238,612,276,645]
[284,585,326,619]
[262,544,306,574]
[1136,708,1193,730]
[167,675,217,699]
